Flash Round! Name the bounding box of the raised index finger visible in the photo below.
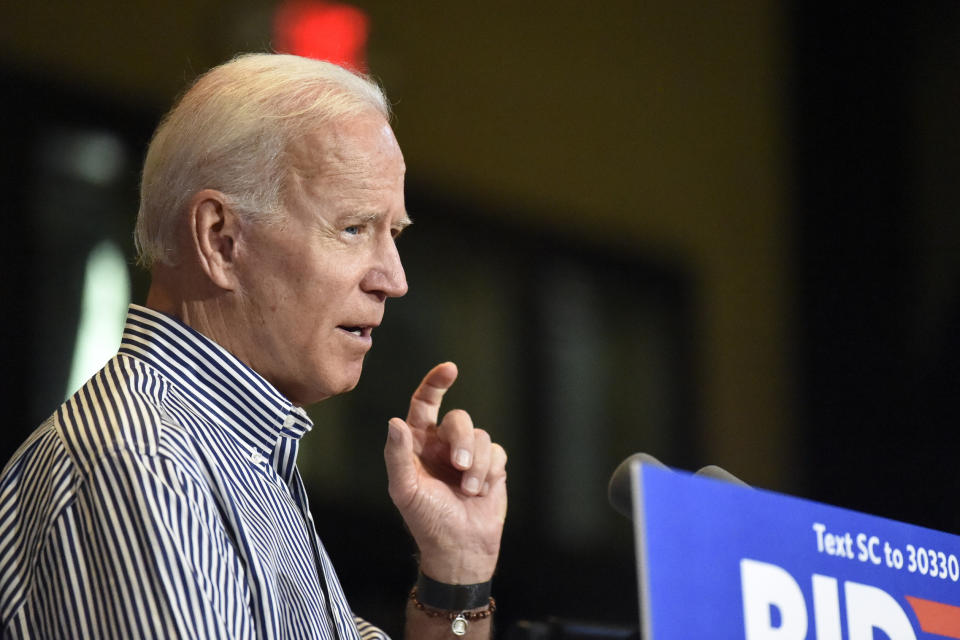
[406,362,458,430]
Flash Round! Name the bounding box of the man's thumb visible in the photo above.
[384,418,416,499]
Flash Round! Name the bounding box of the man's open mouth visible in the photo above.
[339,326,372,338]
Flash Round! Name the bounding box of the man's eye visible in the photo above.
[344,225,362,235]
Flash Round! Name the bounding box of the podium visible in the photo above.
[632,462,960,639]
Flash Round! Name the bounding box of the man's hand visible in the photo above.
[384,362,507,584]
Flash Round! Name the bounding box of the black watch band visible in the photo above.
[415,572,492,611]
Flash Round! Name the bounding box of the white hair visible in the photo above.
[135,53,390,267]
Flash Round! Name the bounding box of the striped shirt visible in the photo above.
[0,305,390,639]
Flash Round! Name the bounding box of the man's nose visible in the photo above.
[362,238,408,300]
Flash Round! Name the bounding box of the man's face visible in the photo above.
[235,111,410,405]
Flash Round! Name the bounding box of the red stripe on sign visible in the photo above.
[905,596,960,638]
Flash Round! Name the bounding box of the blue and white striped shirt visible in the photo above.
[0,305,389,639]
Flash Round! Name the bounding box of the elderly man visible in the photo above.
[0,54,507,639]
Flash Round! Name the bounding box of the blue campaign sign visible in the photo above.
[632,462,960,639]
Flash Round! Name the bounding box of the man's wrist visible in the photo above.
[409,575,496,637]
[416,548,498,585]
[415,572,492,611]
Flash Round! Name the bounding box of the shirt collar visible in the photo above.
[118,304,313,458]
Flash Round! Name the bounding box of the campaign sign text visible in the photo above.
[632,463,960,639]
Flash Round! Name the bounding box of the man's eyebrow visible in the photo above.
[341,211,412,227]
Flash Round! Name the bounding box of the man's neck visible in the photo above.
[145,267,240,360]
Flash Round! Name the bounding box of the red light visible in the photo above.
[273,1,370,72]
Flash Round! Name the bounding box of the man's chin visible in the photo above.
[334,376,361,395]
[303,362,364,405]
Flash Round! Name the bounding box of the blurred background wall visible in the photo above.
[1,0,958,635]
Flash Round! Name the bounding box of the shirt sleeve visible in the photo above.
[14,446,254,639]
[354,615,392,640]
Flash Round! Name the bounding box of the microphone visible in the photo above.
[694,464,751,488]
[607,453,669,519]
[608,454,752,520]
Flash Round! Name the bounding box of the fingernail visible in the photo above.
[455,449,472,468]
[464,477,480,494]
[388,420,401,442]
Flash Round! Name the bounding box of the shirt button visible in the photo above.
[249,451,266,465]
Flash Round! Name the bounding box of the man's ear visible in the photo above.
[189,189,241,290]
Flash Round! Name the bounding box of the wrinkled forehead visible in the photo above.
[285,112,404,183]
